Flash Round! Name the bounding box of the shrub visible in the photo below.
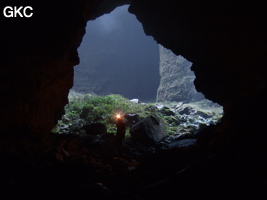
[53,92,155,134]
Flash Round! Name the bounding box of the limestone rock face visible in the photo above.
[157,45,204,102]
[129,0,267,106]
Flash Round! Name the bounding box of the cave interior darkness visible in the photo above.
[0,0,266,199]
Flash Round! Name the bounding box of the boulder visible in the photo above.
[159,106,175,116]
[178,107,192,115]
[195,111,212,119]
[82,123,107,135]
[68,119,84,133]
[124,113,140,127]
[59,124,69,133]
[130,114,167,145]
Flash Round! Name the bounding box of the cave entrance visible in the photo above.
[72,5,160,102]
[53,5,223,148]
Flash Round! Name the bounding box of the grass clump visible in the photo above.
[52,92,223,136]
[53,91,155,134]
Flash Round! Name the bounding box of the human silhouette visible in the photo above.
[115,114,126,153]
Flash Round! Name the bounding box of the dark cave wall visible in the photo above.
[0,1,266,198]
[0,0,98,136]
[129,0,267,106]
[129,0,267,153]
[0,0,135,138]
[0,0,266,147]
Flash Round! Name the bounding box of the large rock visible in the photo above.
[124,113,140,127]
[130,114,167,144]
[157,45,205,102]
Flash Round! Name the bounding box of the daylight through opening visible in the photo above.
[53,5,223,149]
[73,5,160,102]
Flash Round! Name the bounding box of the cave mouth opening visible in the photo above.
[52,5,223,150]
[72,5,160,103]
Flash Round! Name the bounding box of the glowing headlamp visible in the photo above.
[116,114,121,119]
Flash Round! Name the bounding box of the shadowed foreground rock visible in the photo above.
[82,123,107,135]
[0,0,266,199]
[130,114,167,145]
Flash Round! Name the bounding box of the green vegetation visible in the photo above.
[52,91,223,137]
[53,91,156,134]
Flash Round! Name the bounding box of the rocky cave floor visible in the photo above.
[1,132,214,200]
[1,101,265,200]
